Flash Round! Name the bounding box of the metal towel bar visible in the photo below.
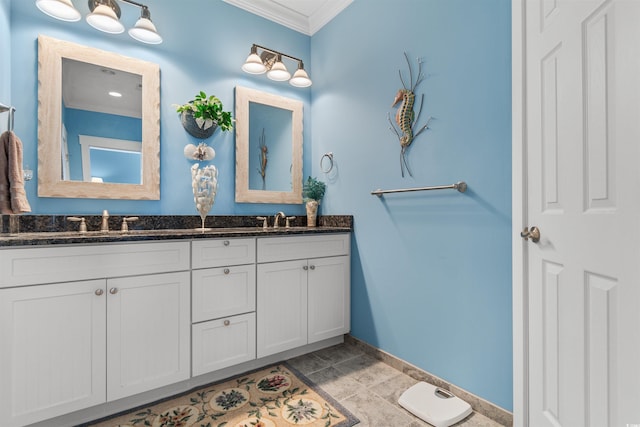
[0,102,15,131]
[371,181,467,197]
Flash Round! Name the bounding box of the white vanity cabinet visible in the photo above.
[191,238,257,376]
[256,233,350,358]
[0,231,350,427]
[0,242,191,427]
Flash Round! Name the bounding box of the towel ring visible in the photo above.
[320,152,334,173]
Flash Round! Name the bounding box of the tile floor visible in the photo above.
[287,342,506,427]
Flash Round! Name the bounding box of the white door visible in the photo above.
[521,1,640,426]
[106,271,190,401]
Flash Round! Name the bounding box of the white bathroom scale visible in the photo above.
[398,382,472,427]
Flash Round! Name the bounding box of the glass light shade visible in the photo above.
[289,68,312,87]
[86,4,124,34]
[129,18,163,44]
[242,53,266,74]
[36,0,81,22]
[267,60,291,81]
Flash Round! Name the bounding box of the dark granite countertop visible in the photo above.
[0,215,353,247]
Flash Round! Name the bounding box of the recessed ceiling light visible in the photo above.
[109,91,122,97]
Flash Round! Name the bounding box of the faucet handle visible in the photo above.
[285,216,296,228]
[256,216,268,229]
[121,216,139,233]
[68,217,87,233]
[100,210,110,233]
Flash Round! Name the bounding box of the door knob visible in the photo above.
[520,226,540,243]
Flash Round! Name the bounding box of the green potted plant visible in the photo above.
[302,176,326,227]
[175,91,234,139]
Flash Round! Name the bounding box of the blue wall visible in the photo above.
[311,0,513,410]
[5,0,513,412]
[0,0,10,105]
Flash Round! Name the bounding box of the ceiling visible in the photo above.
[222,0,353,36]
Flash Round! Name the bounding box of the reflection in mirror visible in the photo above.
[78,135,141,183]
[38,35,160,200]
[235,86,303,204]
[62,58,142,184]
[248,102,292,192]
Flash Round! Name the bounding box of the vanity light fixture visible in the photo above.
[35,0,163,44]
[242,44,312,88]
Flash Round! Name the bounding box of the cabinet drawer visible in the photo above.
[0,241,190,288]
[257,233,350,263]
[192,312,256,376]
[192,264,256,323]
[192,238,256,269]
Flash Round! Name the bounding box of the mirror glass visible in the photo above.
[62,58,142,184]
[38,35,160,199]
[235,86,303,204]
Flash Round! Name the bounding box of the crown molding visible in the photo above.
[223,0,352,36]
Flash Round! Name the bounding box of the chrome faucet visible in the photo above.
[100,210,110,233]
[273,211,286,229]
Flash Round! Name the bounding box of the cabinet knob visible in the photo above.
[95,289,104,296]
[303,265,308,271]
[224,268,230,275]
[309,265,315,270]
[224,319,230,326]
[109,287,118,295]
[223,240,230,246]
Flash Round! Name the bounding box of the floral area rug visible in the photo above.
[82,363,359,427]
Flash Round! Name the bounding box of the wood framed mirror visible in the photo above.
[235,86,303,204]
[37,35,160,199]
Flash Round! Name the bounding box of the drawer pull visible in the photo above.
[224,319,230,326]
[223,240,230,246]
[109,287,118,295]
[303,265,308,271]
[224,268,230,274]
[95,289,104,296]
[309,265,315,270]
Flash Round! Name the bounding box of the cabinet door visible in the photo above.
[106,271,190,401]
[0,280,107,427]
[257,260,308,358]
[192,313,256,376]
[307,256,351,343]
[192,264,256,323]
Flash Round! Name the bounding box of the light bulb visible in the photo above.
[86,3,124,34]
[290,67,312,87]
[36,0,81,22]
[267,58,291,81]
